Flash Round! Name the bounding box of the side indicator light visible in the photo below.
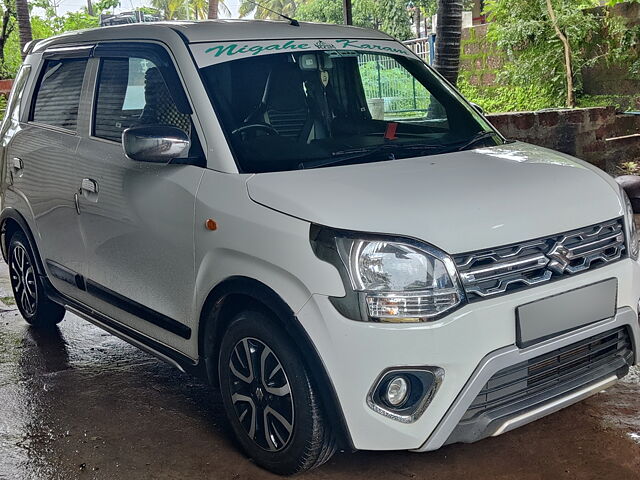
[205,219,218,231]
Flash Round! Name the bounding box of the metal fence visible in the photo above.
[404,37,432,64]
[358,52,431,117]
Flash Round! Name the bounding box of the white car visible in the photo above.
[0,20,638,475]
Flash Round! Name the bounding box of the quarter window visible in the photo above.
[94,57,191,143]
[31,58,87,131]
[0,64,31,137]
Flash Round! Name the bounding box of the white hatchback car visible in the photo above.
[1,20,638,475]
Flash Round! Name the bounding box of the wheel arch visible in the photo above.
[198,275,354,450]
[0,208,45,274]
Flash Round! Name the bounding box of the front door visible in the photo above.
[75,43,204,353]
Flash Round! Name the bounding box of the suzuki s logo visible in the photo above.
[547,243,572,274]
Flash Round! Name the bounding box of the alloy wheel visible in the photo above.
[9,244,37,317]
[228,337,295,452]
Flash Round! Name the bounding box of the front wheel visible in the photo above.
[217,310,335,475]
[8,231,65,327]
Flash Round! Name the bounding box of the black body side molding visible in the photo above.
[46,258,191,340]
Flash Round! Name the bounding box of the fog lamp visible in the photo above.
[386,376,409,407]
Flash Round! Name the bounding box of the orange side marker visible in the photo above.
[205,218,218,231]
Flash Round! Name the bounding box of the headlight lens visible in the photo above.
[334,237,463,322]
[623,192,639,260]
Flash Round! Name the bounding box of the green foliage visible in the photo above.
[458,75,559,113]
[294,0,344,24]
[379,0,412,40]
[411,0,437,18]
[482,0,640,111]
[617,161,640,176]
[238,0,296,19]
[295,0,412,40]
[51,12,99,32]
[576,94,638,111]
[598,13,640,77]
[484,0,601,107]
[147,0,227,20]
[94,0,121,11]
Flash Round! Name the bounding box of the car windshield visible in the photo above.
[194,39,502,173]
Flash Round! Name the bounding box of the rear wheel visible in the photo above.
[8,231,65,327]
[217,309,335,475]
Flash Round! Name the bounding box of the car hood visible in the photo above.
[246,142,624,254]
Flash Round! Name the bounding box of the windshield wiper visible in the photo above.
[455,131,500,152]
[298,143,445,170]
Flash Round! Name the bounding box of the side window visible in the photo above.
[31,58,88,130]
[94,56,191,143]
[357,54,445,122]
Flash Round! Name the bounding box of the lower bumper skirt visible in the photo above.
[414,307,639,452]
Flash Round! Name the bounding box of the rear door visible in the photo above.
[5,48,93,302]
[75,42,205,353]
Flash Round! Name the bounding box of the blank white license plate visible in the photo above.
[516,278,617,347]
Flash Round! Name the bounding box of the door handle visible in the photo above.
[80,178,98,194]
[11,157,23,170]
[10,157,24,178]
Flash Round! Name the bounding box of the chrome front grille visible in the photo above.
[454,219,626,301]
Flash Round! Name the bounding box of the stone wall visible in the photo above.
[0,79,12,96]
[459,24,503,88]
[487,107,640,173]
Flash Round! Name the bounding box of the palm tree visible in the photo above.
[151,0,188,19]
[207,0,218,18]
[152,0,228,20]
[15,0,32,59]
[433,0,462,86]
[239,0,297,20]
[166,0,184,19]
[206,0,229,19]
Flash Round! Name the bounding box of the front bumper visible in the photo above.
[296,258,640,451]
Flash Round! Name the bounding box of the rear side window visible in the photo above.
[31,58,87,131]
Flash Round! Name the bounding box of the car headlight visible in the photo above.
[310,227,465,322]
[622,191,639,260]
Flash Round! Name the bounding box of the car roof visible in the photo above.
[31,19,394,53]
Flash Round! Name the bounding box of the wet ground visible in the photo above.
[0,263,639,480]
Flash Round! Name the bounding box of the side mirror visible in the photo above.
[471,102,485,116]
[122,125,190,163]
[616,175,640,214]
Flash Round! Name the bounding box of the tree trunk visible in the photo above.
[15,0,32,60]
[433,0,463,86]
[343,0,353,25]
[414,7,421,39]
[0,7,14,66]
[208,0,219,19]
[87,0,94,16]
[545,0,575,108]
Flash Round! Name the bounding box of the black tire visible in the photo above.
[217,309,335,475]
[8,230,65,327]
